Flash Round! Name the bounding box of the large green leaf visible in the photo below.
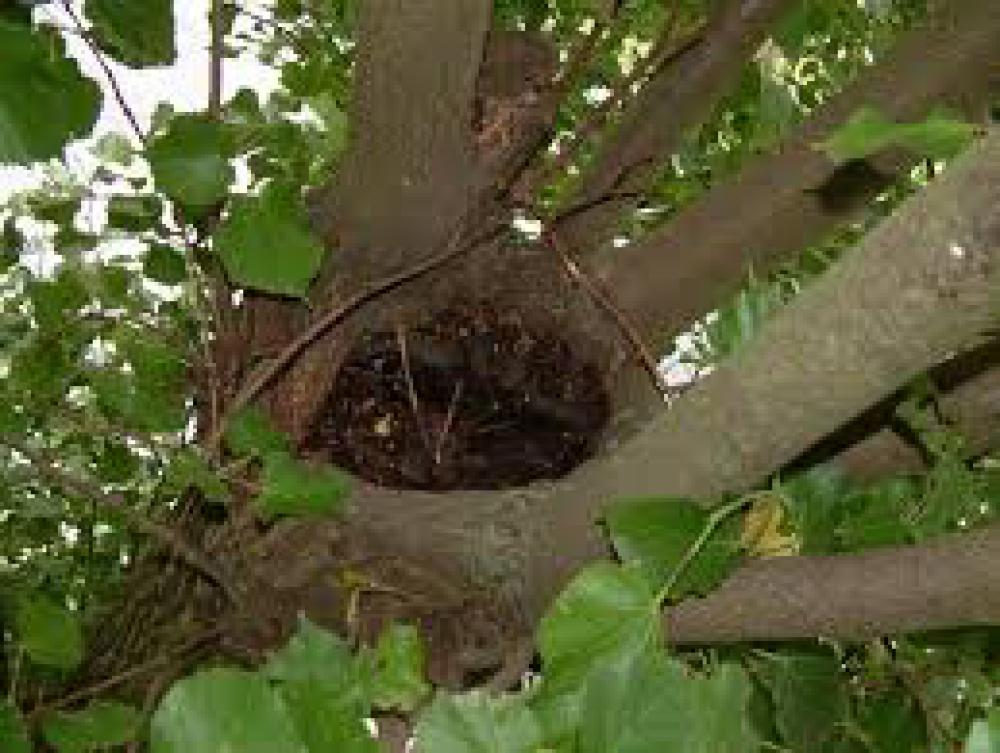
[161,447,227,500]
[0,701,30,753]
[414,692,542,753]
[150,668,307,753]
[29,269,90,332]
[819,107,978,163]
[580,655,757,753]
[0,20,101,163]
[264,618,377,753]
[41,701,141,753]
[370,622,432,713]
[147,114,235,211]
[9,332,76,406]
[538,562,659,694]
[224,406,291,457]
[84,0,176,67]
[143,243,187,286]
[604,496,741,597]
[16,594,84,670]
[91,335,188,433]
[214,182,325,298]
[854,691,927,753]
[754,651,849,752]
[258,450,350,518]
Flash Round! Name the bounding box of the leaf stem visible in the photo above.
[656,497,747,604]
[56,0,146,143]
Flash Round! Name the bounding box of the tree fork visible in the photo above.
[317,130,1000,648]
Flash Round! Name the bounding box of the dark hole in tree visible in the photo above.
[302,303,610,490]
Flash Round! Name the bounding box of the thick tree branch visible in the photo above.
[314,0,492,287]
[554,0,797,257]
[595,0,1000,346]
[665,524,1000,644]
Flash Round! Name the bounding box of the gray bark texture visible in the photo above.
[329,130,1000,639]
[591,0,1000,346]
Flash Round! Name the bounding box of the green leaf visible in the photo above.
[605,497,740,596]
[754,651,849,752]
[106,194,162,232]
[258,450,349,518]
[143,243,187,286]
[538,562,659,694]
[41,701,141,753]
[0,21,101,163]
[16,594,84,670]
[835,478,915,551]
[414,692,542,753]
[90,132,134,165]
[966,709,1000,753]
[84,0,176,67]
[162,447,227,500]
[93,336,188,433]
[896,109,979,161]
[91,368,186,434]
[265,618,359,690]
[147,114,234,211]
[214,182,325,298]
[854,691,926,753]
[224,406,290,457]
[30,269,90,332]
[528,683,583,753]
[580,655,757,753]
[0,701,30,753]
[31,195,81,225]
[94,439,140,483]
[370,622,431,713]
[150,668,307,753]
[264,618,377,753]
[819,106,978,163]
[780,467,853,554]
[9,332,76,406]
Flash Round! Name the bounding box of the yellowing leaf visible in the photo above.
[740,492,798,557]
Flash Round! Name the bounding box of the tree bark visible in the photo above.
[591,0,1000,347]
[327,129,1000,637]
[665,524,1000,644]
[313,0,493,288]
[555,0,798,257]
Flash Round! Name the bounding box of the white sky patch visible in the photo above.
[583,85,612,105]
[512,214,543,240]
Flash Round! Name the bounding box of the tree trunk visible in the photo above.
[89,0,1000,691]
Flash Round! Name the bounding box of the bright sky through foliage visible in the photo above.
[0,0,280,200]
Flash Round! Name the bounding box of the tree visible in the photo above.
[0,0,998,750]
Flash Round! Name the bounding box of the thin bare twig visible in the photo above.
[57,0,145,143]
[396,323,432,454]
[208,220,509,454]
[545,232,670,398]
[435,380,464,465]
[208,0,224,118]
[29,629,219,719]
[1,438,239,604]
